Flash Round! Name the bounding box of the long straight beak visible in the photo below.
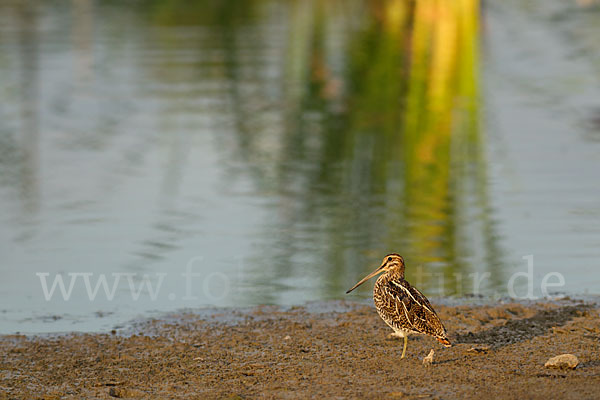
[346,265,385,294]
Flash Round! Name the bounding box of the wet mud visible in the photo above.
[2,300,600,399]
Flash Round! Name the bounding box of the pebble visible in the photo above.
[465,344,490,354]
[544,354,579,370]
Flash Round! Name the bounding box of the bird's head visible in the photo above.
[345,253,405,294]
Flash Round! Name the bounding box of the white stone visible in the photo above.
[544,354,579,369]
[422,349,435,366]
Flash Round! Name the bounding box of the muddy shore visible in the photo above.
[2,300,600,399]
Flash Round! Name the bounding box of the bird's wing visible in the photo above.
[383,279,448,339]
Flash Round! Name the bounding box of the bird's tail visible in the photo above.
[437,336,452,348]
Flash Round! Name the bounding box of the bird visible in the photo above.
[346,253,451,359]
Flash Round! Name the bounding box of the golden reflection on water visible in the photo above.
[281,0,496,296]
[200,0,500,297]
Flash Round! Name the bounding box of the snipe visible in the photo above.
[346,253,451,358]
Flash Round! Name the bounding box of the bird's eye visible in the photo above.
[387,257,392,262]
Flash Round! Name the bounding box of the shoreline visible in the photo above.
[5,294,599,337]
[2,299,600,399]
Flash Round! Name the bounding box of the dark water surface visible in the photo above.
[1,0,599,332]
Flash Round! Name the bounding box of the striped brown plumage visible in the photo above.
[346,253,451,358]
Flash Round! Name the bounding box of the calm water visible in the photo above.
[1,0,599,333]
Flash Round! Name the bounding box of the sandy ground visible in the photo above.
[1,299,600,399]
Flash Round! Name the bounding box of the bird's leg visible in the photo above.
[401,336,407,359]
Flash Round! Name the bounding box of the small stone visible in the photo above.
[284,335,291,340]
[422,349,434,366]
[544,354,579,370]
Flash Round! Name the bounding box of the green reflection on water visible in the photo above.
[150,0,505,299]
[1,0,507,304]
